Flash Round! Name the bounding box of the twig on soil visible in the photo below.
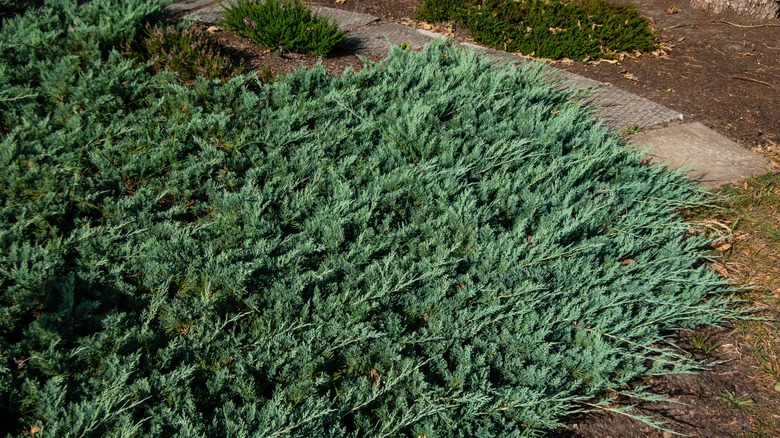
[708,45,726,56]
[719,20,780,28]
[731,76,774,88]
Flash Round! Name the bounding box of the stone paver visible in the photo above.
[629,122,773,187]
[345,23,435,54]
[166,0,220,14]
[579,86,684,131]
[310,5,378,32]
[184,2,225,23]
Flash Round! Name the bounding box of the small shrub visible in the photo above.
[415,0,469,22]
[220,0,345,56]
[127,22,245,82]
[415,0,656,61]
[0,0,43,16]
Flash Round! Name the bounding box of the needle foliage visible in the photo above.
[1,0,730,436]
[416,0,656,61]
[220,0,345,56]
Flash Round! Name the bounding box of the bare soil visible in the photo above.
[171,1,780,435]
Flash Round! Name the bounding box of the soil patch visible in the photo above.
[557,0,780,164]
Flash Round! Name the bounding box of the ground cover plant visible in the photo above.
[0,0,735,435]
[125,22,245,83]
[415,0,656,60]
[221,0,345,56]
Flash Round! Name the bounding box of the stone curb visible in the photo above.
[628,122,773,187]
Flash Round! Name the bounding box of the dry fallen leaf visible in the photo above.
[715,243,732,252]
[620,258,636,266]
[712,263,729,277]
[369,369,381,389]
[651,48,669,59]
[206,26,220,33]
[667,5,679,14]
[621,71,639,81]
[588,58,619,65]
[27,425,40,438]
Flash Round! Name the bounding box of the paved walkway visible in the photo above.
[169,0,773,187]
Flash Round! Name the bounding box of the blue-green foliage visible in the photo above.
[1,0,730,436]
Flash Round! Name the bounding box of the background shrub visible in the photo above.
[415,0,468,22]
[1,0,729,436]
[220,0,345,56]
[126,22,245,83]
[0,0,44,19]
[416,0,655,60]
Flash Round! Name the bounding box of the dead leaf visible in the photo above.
[621,71,639,81]
[206,26,220,33]
[715,243,732,252]
[712,263,729,277]
[26,425,40,438]
[667,5,679,14]
[369,369,381,389]
[588,59,619,65]
[651,48,669,59]
[620,258,636,266]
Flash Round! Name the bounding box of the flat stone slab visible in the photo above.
[458,42,525,66]
[629,122,773,187]
[184,1,226,23]
[345,23,436,54]
[185,1,377,32]
[310,5,378,32]
[166,0,220,13]
[579,86,684,132]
